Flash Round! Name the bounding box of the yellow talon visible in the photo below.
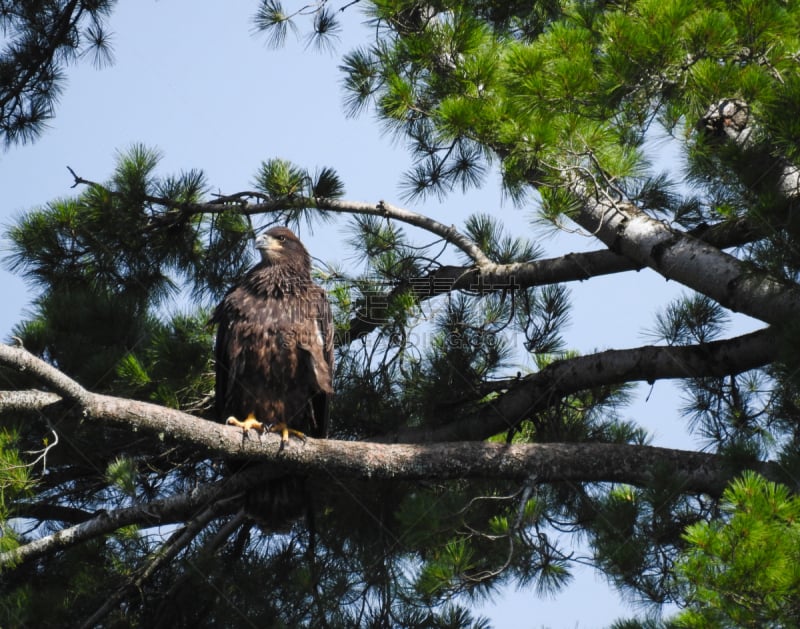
[268,422,307,448]
[226,413,264,433]
[226,415,306,449]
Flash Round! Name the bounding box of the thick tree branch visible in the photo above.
[0,436,783,571]
[1,329,777,449]
[0,389,62,414]
[0,329,778,450]
[0,343,90,405]
[14,386,776,490]
[0,328,780,472]
[0,331,786,570]
[566,183,800,326]
[386,327,780,443]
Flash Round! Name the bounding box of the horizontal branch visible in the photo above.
[0,464,247,569]
[0,434,782,570]
[68,171,494,267]
[0,388,62,413]
[6,387,760,493]
[0,334,787,568]
[68,171,767,294]
[1,330,777,451]
[346,216,765,339]
[385,327,780,443]
[0,328,781,465]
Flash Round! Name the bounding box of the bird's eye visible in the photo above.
[276,235,286,242]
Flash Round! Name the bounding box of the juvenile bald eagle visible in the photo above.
[213,226,333,446]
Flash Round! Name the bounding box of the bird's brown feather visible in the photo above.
[213,227,333,439]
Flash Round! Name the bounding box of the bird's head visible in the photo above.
[255,227,311,270]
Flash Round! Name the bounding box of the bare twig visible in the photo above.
[11,428,59,473]
[463,476,538,584]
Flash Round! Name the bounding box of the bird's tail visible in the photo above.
[244,475,310,532]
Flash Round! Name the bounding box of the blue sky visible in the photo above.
[0,2,762,627]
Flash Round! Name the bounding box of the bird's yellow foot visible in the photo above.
[226,413,264,433]
[268,422,306,449]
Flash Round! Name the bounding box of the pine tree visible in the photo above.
[674,472,800,628]
[0,0,116,147]
[2,0,800,626]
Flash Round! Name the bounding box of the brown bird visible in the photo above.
[213,226,333,447]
